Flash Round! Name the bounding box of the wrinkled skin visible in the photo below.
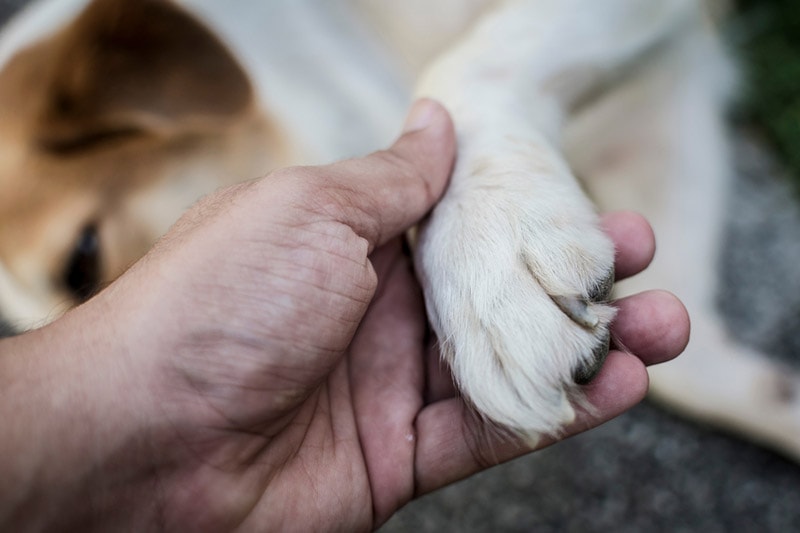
[0,102,689,532]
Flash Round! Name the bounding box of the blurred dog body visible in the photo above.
[1,0,799,457]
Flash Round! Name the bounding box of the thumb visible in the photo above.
[316,98,456,250]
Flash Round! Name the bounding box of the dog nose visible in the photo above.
[0,317,17,338]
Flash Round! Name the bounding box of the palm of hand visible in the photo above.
[132,176,430,531]
[147,238,427,531]
[133,203,681,532]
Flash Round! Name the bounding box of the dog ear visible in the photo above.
[35,0,253,153]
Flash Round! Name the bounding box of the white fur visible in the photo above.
[411,0,700,438]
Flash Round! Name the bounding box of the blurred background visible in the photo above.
[1,0,799,530]
[736,0,800,189]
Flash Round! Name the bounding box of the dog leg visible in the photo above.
[566,22,800,460]
[413,0,702,439]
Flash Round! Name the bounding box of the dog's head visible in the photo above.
[0,0,288,332]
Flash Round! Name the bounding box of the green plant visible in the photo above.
[734,0,800,183]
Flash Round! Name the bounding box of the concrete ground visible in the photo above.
[2,1,799,531]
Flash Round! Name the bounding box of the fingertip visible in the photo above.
[601,211,656,280]
[613,290,691,366]
[654,290,691,356]
[584,350,650,410]
[396,98,456,202]
[402,98,448,133]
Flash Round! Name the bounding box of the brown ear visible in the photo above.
[36,0,253,152]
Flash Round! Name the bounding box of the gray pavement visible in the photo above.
[2,2,799,531]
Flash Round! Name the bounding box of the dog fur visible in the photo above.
[1,0,800,456]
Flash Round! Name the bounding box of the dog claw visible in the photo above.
[552,274,614,384]
[573,329,611,385]
[552,295,599,329]
[588,268,615,302]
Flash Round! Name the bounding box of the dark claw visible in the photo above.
[0,317,16,339]
[588,267,615,302]
[552,295,599,329]
[573,329,611,385]
[551,268,615,330]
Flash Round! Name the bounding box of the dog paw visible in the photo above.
[415,156,616,440]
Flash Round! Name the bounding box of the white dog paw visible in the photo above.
[415,156,616,440]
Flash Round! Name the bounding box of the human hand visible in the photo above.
[0,100,689,532]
